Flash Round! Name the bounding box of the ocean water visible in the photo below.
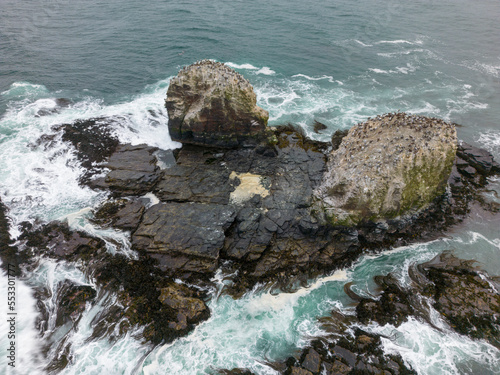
[1,0,500,374]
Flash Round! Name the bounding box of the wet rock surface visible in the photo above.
[14,221,210,345]
[59,117,120,184]
[133,201,237,276]
[353,252,500,349]
[417,253,500,347]
[165,60,269,148]
[91,198,146,232]
[89,143,162,196]
[281,328,416,375]
[56,282,97,326]
[457,141,500,176]
[129,127,353,289]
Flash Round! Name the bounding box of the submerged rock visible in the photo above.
[35,98,72,117]
[315,113,458,225]
[165,60,269,148]
[56,282,97,326]
[354,252,500,349]
[158,283,209,331]
[59,117,120,184]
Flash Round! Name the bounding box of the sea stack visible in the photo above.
[315,113,458,225]
[165,60,269,148]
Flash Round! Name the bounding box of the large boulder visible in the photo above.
[314,113,457,225]
[165,60,269,147]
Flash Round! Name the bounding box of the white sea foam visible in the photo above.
[376,39,422,45]
[248,270,347,313]
[254,77,374,138]
[224,62,275,75]
[0,111,106,230]
[369,68,390,74]
[395,63,417,74]
[410,102,440,115]
[354,39,373,47]
[224,62,259,70]
[477,130,500,156]
[365,317,500,375]
[142,270,348,375]
[0,80,180,231]
[292,74,338,83]
[1,81,49,102]
[377,48,426,57]
[256,67,276,75]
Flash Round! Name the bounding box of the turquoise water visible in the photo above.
[1,0,500,374]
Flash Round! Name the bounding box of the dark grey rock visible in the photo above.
[132,202,236,275]
[99,144,162,196]
[302,348,321,373]
[458,141,500,175]
[56,281,96,326]
[92,199,145,232]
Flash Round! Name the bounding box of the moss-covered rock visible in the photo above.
[165,60,269,148]
[314,113,457,225]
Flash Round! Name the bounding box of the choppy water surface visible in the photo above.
[1,0,500,374]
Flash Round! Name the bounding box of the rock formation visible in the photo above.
[165,60,269,147]
[47,113,498,290]
[315,113,458,225]
[355,252,500,349]
[14,69,500,348]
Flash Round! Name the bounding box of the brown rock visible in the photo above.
[165,60,269,148]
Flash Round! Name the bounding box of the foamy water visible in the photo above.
[1,16,500,372]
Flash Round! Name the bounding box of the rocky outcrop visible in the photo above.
[129,127,341,286]
[17,222,210,345]
[55,115,496,292]
[278,252,500,375]
[354,252,500,349]
[89,143,162,196]
[133,202,237,276]
[416,253,500,347]
[165,60,269,148]
[58,118,120,185]
[456,141,500,180]
[315,113,458,225]
[279,325,415,375]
